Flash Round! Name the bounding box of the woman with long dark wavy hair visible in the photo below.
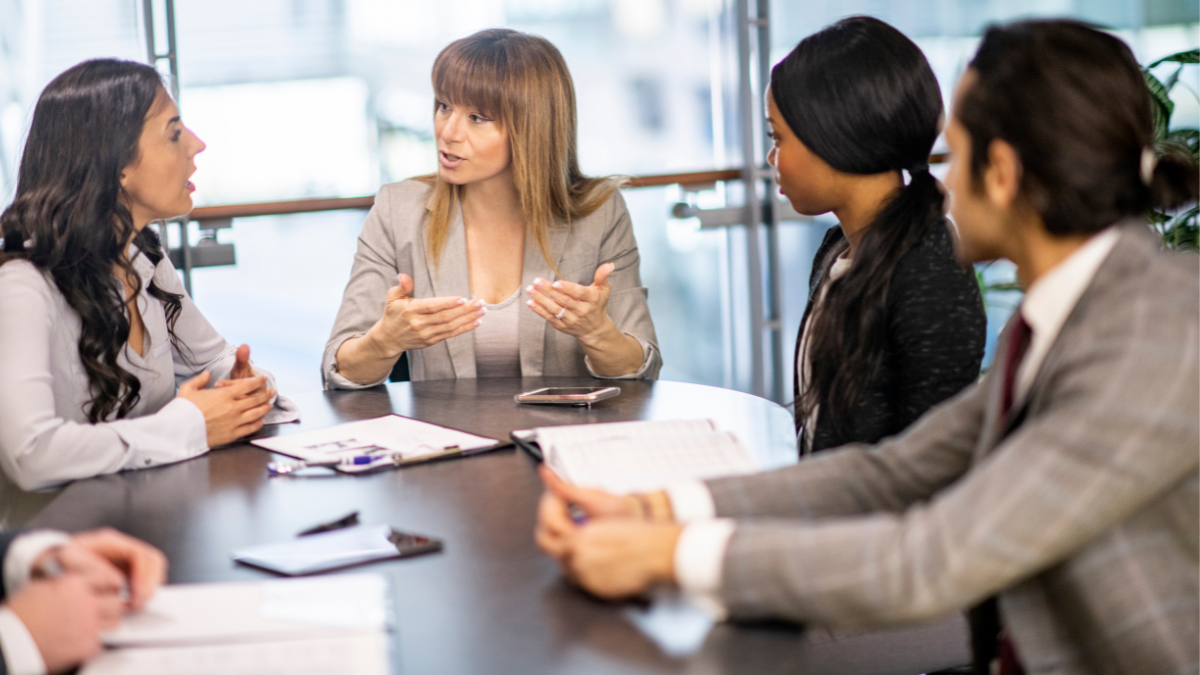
[0,59,295,491]
[771,17,987,452]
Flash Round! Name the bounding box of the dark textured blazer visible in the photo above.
[0,529,19,675]
[796,220,986,453]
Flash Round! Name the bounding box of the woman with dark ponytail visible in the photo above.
[768,16,986,452]
[0,59,296,491]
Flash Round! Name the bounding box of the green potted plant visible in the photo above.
[1144,48,1199,251]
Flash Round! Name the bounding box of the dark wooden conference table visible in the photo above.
[24,377,970,675]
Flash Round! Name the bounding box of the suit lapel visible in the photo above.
[429,204,476,378]
[519,224,571,376]
[978,223,1153,459]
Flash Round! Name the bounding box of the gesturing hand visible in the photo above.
[367,273,485,357]
[176,371,274,447]
[526,263,617,343]
[7,575,122,673]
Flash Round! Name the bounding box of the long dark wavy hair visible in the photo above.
[773,17,946,439]
[0,59,184,423]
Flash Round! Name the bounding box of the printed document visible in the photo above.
[252,414,500,472]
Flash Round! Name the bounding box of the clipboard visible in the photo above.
[252,414,509,473]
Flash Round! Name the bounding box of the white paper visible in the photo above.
[252,414,499,472]
[232,524,407,576]
[538,420,758,494]
[103,574,389,648]
[81,632,389,675]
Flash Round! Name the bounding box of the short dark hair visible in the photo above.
[959,20,1198,236]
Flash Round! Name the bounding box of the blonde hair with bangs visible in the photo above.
[417,29,621,272]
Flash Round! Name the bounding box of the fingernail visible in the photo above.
[473,299,484,307]
[534,277,544,286]
[475,320,482,328]
[527,300,535,308]
[456,298,466,305]
[480,307,488,315]
[552,281,562,289]
[526,285,535,294]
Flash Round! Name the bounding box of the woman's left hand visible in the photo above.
[526,263,617,342]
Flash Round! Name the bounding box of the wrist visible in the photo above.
[577,317,621,351]
[651,524,684,585]
[363,324,404,361]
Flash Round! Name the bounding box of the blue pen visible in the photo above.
[268,452,402,476]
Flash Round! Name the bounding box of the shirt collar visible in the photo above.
[125,242,156,290]
[1020,227,1120,343]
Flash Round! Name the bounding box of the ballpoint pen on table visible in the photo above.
[267,452,404,476]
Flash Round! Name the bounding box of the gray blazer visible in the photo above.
[323,180,661,387]
[702,223,1198,675]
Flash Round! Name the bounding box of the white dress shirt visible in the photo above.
[668,227,1121,618]
[0,246,298,491]
[0,530,72,675]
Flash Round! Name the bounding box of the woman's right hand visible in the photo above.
[176,371,274,447]
[365,273,485,357]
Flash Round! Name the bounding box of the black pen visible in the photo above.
[298,510,360,537]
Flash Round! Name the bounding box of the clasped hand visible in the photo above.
[534,466,683,600]
[369,273,485,356]
[176,344,275,447]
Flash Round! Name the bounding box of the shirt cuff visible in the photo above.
[0,607,46,675]
[666,481,717,522]
[674,519,736,621]
[585,334,656,380]
[4,531,69,596]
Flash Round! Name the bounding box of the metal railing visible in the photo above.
[169,156,947,401]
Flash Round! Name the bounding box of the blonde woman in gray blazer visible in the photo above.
[324,29,660,388]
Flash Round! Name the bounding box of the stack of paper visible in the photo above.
[81,575,391,675]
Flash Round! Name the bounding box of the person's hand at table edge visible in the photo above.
[561,519,684,600]
[538,466,674,522]
[536,466,684,599]
[33,528,167,611]
[6,575,122,674]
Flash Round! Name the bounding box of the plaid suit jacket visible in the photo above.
[703,223,1199,675]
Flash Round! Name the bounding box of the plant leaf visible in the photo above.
[1144,70,1175,140]
[1166,127,1200,152]
[1150,49,1200,68]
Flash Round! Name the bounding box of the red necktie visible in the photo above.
[996,312,1033,675]
[1000,313,1033,420]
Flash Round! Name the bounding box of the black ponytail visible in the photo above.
[771,16,947,439]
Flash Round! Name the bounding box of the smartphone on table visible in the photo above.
[514,387,620,406]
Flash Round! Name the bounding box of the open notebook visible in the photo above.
[512,419,759,494]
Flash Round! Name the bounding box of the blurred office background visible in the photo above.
[1,0,1196,400]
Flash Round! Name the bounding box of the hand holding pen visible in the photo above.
[32,527,168,611]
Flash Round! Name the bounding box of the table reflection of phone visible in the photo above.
[514,386,620,406]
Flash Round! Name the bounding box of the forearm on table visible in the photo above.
[334,329,401,385]
[578,321,644,377]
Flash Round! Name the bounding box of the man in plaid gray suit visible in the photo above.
[536,19,1199,675]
